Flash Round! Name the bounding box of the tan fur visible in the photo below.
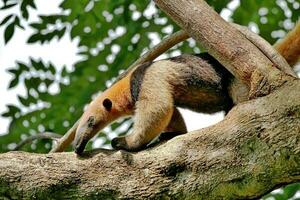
[112,61,178,150]
[75,54,234,153]
[275,21,300,66]
[80,74,133,123]
[111,56,231,151]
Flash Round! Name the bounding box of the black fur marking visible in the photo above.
[172,53,225,92]
[159,131,184,141]
[196,53,233,83]
[170,53,234,113]
[87,116,96,128]
[75,139,88,155]
[130,61,152,103]
[171,53,231,81]
[197,53,234,111]
[103,98,112,111]
[169,55,189,63]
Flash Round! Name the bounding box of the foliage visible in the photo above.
[0,0,299,198]
[262,183,300,200]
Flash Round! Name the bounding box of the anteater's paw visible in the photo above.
[111,136,146,152]
[111,136,129,151]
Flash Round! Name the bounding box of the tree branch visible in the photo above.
[232,23,296,77]
[1,80,300,199]
[13,132,61,151]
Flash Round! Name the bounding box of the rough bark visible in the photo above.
[1,80,300,199]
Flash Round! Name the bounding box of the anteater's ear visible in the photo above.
[103,98,112,111]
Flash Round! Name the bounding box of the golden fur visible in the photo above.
[275,21,300,66]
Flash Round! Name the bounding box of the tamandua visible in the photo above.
[72,22,300,154]
[74,53,235,154]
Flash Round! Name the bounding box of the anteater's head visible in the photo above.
[74,78,133,155]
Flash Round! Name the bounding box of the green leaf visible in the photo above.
[0,14,13,26]
[48,63,56,74]
[207,0,231,13]
[27,33,41,43]
[2,105,21,118]
[4,21,15,44]
[7,68,18,75]
[28,25,67,44]
[21,1,29,19]
[14,16,24,29]
[61,66,68,77]
[31,59,44,70]
[20,0,36,19]
[283,183,300,198]
[30,22,45,30]
[18,95,30,107]
[8,78,18,89]
[17,62,29,71]
[28,0,36,9]
[0,3,17,10]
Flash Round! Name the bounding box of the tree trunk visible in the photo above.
[0,80,300,199]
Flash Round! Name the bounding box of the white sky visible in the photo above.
[0,0,224,136]
[0,0,80,134]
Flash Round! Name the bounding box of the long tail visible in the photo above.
[275,21,300,67]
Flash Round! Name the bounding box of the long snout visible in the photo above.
[74,126,90,155]
[74,137,88,155]
[74,116,98,155]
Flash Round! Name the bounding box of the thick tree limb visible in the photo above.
[232,23,296,77]
[1,80,300,199]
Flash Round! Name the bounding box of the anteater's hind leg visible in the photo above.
[159,107,187,141]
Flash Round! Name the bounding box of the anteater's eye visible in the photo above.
[103,98,112,111]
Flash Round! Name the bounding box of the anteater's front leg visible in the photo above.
[111,96,174,151]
